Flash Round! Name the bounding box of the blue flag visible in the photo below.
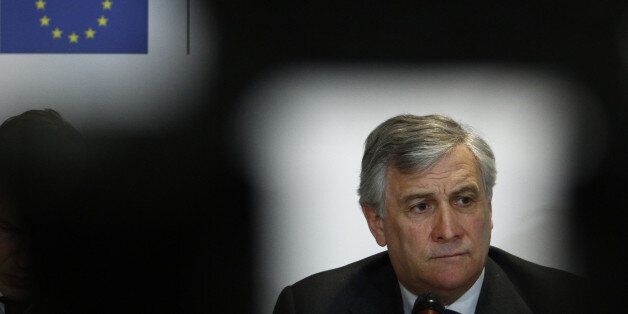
[0,0,148,53]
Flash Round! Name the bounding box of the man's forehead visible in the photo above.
[385,146,486,197]
[387,166,480,189]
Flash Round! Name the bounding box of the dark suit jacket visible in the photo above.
[274,247,588,313]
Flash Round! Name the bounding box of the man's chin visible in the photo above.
[423,266,479,292]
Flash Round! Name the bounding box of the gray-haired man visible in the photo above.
[274,114,586,314]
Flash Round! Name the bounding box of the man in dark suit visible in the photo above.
[274,114,586,313]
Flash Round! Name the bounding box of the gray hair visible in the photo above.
[358,114,496,217]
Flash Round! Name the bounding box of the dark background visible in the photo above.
[30,1,628,312]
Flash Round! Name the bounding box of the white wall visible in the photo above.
[235,64,600,313]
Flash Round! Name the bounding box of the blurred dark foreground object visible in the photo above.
[0,109,86,313]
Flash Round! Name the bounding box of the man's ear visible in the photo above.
[362,205,387,247]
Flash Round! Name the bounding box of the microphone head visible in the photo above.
[412,292,445,314]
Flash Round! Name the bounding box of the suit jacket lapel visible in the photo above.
[349,253,404,314]
[475,257,532,314]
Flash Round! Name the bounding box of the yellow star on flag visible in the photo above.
[85,28,96,39]
[39,15,50,27]
[102,0,113,10]
[35,0,46,10]
[52,28,63,39]
[68,32,79,43]
[97,15,108,27]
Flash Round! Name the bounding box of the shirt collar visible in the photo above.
[399,268,485,314]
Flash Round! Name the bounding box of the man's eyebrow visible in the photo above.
[401,191,434,204]
[451,184,480,195]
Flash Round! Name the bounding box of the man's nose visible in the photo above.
[430,204,462,243]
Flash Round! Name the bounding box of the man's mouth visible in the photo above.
[431,252,468,259]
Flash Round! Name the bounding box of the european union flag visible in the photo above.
[0,0,148,53]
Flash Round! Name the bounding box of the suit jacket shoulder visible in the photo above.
[273,251,403,314]
[477,247,588,313]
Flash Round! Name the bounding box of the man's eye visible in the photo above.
[411,202,431,213]
[455,196,474,206]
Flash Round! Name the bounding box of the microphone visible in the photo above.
[411,292,445,314]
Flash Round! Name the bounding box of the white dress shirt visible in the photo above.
[400,268,485,314]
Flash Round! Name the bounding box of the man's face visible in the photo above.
[363,144,492,303]
[0,205,31,301]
